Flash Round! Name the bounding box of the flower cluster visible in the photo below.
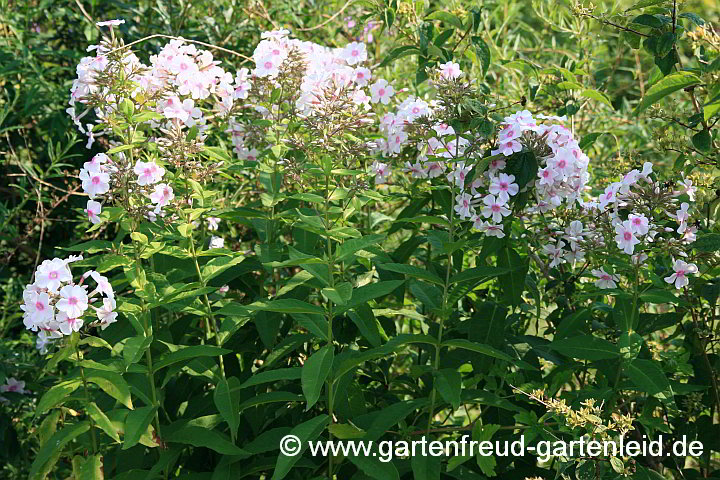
[68,27,236,149]
[493,110,590,212]
[79,152,174,222]
[534,161,700,289]
[21,256,117,353]
[378,64,589,240]
[250,30,385,116]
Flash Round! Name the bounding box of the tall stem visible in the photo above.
[75,343,98,454]
[324,172,336,479]
[131,237,162,443]
[188,232,226,378]
[426,183,457,436]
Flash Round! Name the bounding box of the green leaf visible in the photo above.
[86,402,121,443]
[618,332,643,362]
[36,380,82,415]
[348,454,401,480]
[336,234,386,262]
[639,289,680,304]
[497,247,528,308]
[239,391,304,412]
[364,399,427,441]
[694,233,720,252]
[201,255,245,282]
[579,132,603,149]
[271,415,330,480]
[239,367,302,389]
[246,298,325,315]
[471,36,491,75]
[348,304,386,347]
[123,406,157,450]
[84,369,133,409]
[123,335,152,366]
[474,423,501,476]
[435,369,462,411]
[442,339,515,362]
[581,89,614,109]
[634,71,701,114]
[449,265,508,285]
[29,421,90,480]
[166,425,249,456]
[626,0,667,11]
[343,280,405,310]
[378,45,420,68]
[329,423,366,439]
[76,454,103,480]
[301,345,334,410]
[106,144,135,154]
[214,377,242,442]
[154,345,230,371]
[322,282,353,305]
[411,455,442,480]
[550,335,620,360]
[626,359,673,399]
[379,263,444,285]
[426,10,464,29]
[691,129,712,152]
[631,14,664,29]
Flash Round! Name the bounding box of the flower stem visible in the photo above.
[75,342,98,454]
[426,183,457,436]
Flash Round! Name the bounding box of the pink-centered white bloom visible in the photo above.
[95,297,118,329]
[614,220,641,255]
[537,166,558,186]
[438,61,462,80]
[149,183,174,207]
[627,213,650,235]
[542,240,566,268]
[447,162,472,188]
[489,173,519,202]
[371,161,391,184]
[675,202,691,223]
[88,271,114,299]
[454,193,474,219]
[370,79,395,104]
[21,291,53,330]
[85,200,102,224]
[352,67,371,86]
[592,268,618,289]
[677,176,696,200]
[481,195,511,223]
[664,259,698,289]
[472,217,505,238]
[35,258,72,292]
[56,285,89,319]
[57,311,84,336]
[79,168,110,199]
[341,42,367,65]
[134,160,165,186]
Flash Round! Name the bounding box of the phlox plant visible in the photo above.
[8,10,720,480]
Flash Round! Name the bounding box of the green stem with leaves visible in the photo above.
[324,170,336,479]
[187,229,226,378]
[426,183,457,436]
[75,342,98,454]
